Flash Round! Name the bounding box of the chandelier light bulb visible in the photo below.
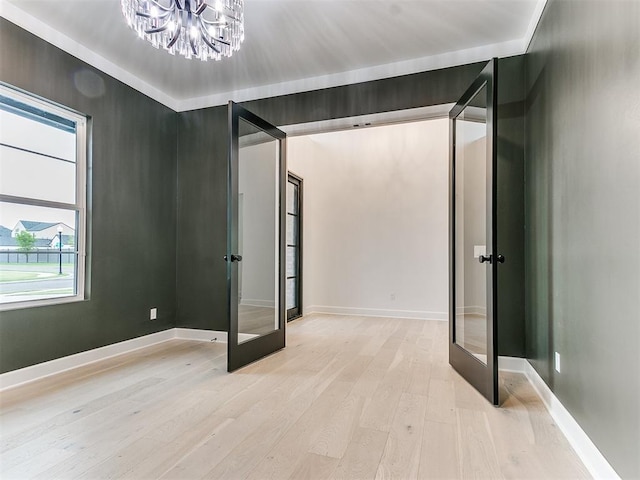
[120,0,244,61]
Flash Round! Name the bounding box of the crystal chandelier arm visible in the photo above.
[146,0,175,13]
[199,2,239,21]
[166,14,183,49]
[198,18,231,46]
[187,13,199,55]
[200,30,221,53]
[136,10,172,19]
[195,1,207,16]
[200,17,228,27]
[144,20,172,34]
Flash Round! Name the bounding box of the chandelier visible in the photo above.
[121,0,244,61]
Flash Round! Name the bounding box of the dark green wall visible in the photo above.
[0,19,177,373]
[175,107,228,330]
[496,56,526,357]
[524,1,640,477]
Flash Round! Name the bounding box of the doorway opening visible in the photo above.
[282,107,452,324]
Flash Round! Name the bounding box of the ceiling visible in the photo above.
[1,0,545,111]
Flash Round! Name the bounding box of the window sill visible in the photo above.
[0,294,86,312]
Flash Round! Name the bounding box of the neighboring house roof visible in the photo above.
[17,221,60,231]
[0,225,11,237]
[0,237,51,248]
[50,235,74,245]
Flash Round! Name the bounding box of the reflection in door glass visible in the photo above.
[454,84,489,364]
[237,118,280,344]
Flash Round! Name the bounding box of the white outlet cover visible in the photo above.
[150,308,157,320]
[554,351,561,373]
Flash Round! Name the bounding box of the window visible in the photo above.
[0,84,88,309]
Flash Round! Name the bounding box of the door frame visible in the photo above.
[286,172,303,321]
[448,59,499,405]
[227,101,287,372]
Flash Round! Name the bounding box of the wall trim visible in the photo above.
[0,328,268,391]
[0,1,179,111]
[0,0,543,112]
[240,299,275,308]
[176,39,526,111]
[524,0,548,53]
[174,328,257,344]
[174,328,226,343]
[304,305,448,321]
[498,356,527,373]
[0,329,175,392]
[524,361,620,479]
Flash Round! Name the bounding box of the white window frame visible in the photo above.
[0,83,88,311]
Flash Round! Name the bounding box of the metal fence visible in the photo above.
[0,250,75,264]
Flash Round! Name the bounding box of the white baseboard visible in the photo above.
[304,305,448,321]
[174,328,257,344]
[0,329,175,392]
[174,328,227,343]
[240,299,275,308]
[456,305,487,316]
[498,356,527,373]
[524,361,620,479]
[0,327,265,391]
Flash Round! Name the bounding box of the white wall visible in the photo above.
[288,118,449,320]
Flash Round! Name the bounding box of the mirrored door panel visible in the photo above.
[449,59,500,405]
[454,84,488,364]
[228,102,286,372]
[237,120,280,343]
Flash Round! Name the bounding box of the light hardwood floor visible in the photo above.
[0,315,590,479]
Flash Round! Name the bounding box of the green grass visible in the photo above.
[0,271,64,282]
[0,263,74,267]
[8,288,74,296]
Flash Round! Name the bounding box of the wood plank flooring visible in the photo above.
[0,314,590,479]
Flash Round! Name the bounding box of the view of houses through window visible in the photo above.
[0,85,87,308]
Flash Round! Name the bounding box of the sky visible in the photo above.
[0,108,77,231]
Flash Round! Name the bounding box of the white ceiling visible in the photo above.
[1,0,545,111]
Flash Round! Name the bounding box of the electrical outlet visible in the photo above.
[150,307,157,320]
[390,293,396,301]
[554,351,561,373]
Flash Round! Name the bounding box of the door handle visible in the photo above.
[478,254,505,264]
[223,254,243,262]
[479,254,492,264]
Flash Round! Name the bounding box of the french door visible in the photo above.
[227,101,287,372]
[449,59,502,405]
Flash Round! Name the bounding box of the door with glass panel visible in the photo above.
[227,101,286,372]
[449,59,502,405]
[286,173,302,321]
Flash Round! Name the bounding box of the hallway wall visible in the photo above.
[288,119,449,319]
[524,1,640,477]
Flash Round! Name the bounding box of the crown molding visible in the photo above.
[0,0,180,110]
[524,0,548,52]
[2,0,547,113]
[175,37,526,112]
